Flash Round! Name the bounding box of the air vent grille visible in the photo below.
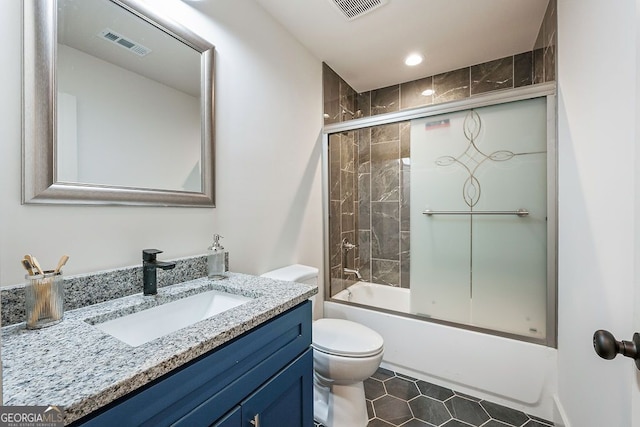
[329,0,388,20]
[97,29,151,57]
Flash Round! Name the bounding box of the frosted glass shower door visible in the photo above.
[410,115,472,324]
[410,97,548,338]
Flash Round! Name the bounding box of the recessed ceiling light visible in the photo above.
[404,53,423,66]
[421,89,434,96]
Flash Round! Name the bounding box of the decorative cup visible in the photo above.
[25,271,64,329]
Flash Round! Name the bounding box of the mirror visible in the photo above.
[23,0,215,206]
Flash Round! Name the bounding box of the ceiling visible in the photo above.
[255,0,550,93]
[58,0,201,96]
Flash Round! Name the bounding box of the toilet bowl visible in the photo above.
[312,318,384,427]
[261,265,385,427]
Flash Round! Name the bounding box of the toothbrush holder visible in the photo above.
[25,271,64,329]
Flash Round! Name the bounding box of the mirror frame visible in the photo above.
[23,0,215,207]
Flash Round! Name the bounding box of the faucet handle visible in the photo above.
[341,238,358,251]
[143,249,163,261]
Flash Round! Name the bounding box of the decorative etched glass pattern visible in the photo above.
[435,110,544,209]
[410,97,548,338]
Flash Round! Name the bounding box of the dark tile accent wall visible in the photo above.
[328,131,361,294]
[322,0,556,125]
[333,119,409,291]
[371,85,400,115]
[328,120,411,292]
[471,57,513,95]
[514,51,534,88]
[534,0,556,83]
[324,1,556,293]
[400,77,433,109]
[543,0,557,82]
[322,63,341,124]
[434,68,471,103]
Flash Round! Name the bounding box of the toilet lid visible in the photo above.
[312,319,384,357]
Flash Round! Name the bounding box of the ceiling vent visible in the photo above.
[97,28,151,57]
[329,0,389,21]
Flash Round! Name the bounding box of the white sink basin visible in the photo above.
[94,289,252,346]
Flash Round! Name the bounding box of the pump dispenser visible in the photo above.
[207,234,226,279]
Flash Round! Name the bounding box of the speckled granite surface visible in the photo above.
[1,255,208,326]
[2,272,317,424]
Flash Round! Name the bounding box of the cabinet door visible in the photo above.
[212,406,241,427]
[241,349,313,427]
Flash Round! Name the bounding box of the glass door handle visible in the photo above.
[593,329,640,370]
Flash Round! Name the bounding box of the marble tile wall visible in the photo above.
[325,1,555,293]
[328,121,411,293]
[535,0,557,83]
[328,131,361,295]
[366,122,411,288]
[322,0,556,125]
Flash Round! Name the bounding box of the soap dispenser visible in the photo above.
[207,234,226,279]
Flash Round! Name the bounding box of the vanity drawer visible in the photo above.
[74,301,311,426]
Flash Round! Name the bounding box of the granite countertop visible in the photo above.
[1,272,317,424]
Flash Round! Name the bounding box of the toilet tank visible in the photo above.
[261,264,318,285]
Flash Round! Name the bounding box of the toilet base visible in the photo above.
[314,377,368,427]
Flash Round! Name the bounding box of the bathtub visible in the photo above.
[333,281,410,312]
[326,281,559,422]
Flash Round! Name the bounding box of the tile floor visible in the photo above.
[315,368,555,427]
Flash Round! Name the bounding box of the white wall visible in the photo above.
[0,0,324,317]
[557,0,637,425]
[58,44,202,191]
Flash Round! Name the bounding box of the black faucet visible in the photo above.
[142,249,176,296]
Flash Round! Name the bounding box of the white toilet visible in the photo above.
[261,265,384,427]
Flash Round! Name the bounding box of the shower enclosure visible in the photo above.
[324,89,556,345]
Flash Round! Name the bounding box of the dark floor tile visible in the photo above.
[454,391,481,402]
[396,372,418,381]
[528,414,554,426]
[523,420,554,427]
[481,420,511,427]
[408,396,452,426]
[372,367,396,381]
[400,419,435,427]
[441,420,474,427]
[385,377,420,400]
[372,395,413,425]
[368,418,395,427]
[319,368,554,427]
[481,401,529,426]
[444,396,489,426]
[365,377,387,400]
[416,380,454,401]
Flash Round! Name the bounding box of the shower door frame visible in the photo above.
[321,82,558,347]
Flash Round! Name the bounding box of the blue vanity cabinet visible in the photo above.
[239,349,313,426]
[209,349,313,427]
[74,301,312,427]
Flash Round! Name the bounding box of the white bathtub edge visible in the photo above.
[324,300,559,421]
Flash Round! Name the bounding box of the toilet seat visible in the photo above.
[312,319,384,357]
